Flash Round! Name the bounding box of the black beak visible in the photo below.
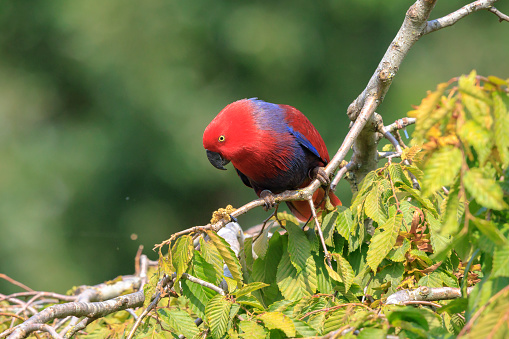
[206,150,230,170]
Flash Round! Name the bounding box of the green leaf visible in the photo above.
[471,217,507,246]
[336,206,354,240]
[364,179,389,224]
[366,213,403,272]
[468,292,509,339]
[182,252,219,319]
[239,320,267,339]
[323,309,347,334]
[389,163,414,188]
[492,243,509,277]
[458,120,492,164]
[200,237,224,283]
[464,168,508,210]
[440,177,462,237]
[172,235,194,287]
[411,82,449,143]
[233,282,269,297]
[286,222,312,273]
[493,91,509,167]
[351,171,377,211]
[387,238,411,262]
[437,298,467,315]
[418,271,445,288]
[426,211,451,254]
[459,71,492,104]
[205,294,231,339]
[322,211,338,246]
[236,295,265,310]
[276,248,317,300]
[332,253,355,293]
[258,312,296,337]
[206,230,244,283]
[252,232,284,306]
[421,146,462,197]
[158,309,199,339]
[357,328,386,339]
[292,319,318,337]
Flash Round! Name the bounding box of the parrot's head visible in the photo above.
[203,99,260,171]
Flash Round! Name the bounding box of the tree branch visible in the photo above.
[386,286,474,304]
[425,0,506,34]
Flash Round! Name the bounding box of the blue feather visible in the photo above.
[287,125,321,159]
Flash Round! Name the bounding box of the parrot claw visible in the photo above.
[260,190,277,211]
[310,167,330,186]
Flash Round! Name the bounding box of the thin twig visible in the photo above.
[425,0,505,34]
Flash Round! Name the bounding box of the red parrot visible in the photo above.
[203,98,341,222]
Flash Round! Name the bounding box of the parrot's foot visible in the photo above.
[260,190,277,211]
[310,167,330,186]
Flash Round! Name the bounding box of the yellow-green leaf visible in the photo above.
[239,320,267,339]
[366,213,403,272]
[463,168,508,210]
[258,312,296,337]
[421,146,462,197]
[205,294,231,339]
[207,230,244,284]
[172,235,194,284]
[158,309,199,339]
[276,249,317,300]
[332,253,355,293]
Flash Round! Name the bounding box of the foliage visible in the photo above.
[1,73,508,337]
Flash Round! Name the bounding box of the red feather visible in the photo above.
[203,99,341,222]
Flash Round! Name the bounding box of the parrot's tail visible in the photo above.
[286,188,341,222]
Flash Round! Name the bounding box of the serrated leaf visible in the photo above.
[239,320,267,339]
[172,235,194,285]
[276,248,317,300]
[236,295,265,310]
[251,222,271,260]
[292,318,318,337]
[493,91,509,168]
[158,309,199,339]
[252,232,284,306]
[418,271,445,288]
[471,217,507,246]
[286,222,312,273]
[332,253,355,293]
[351,171,377,211]
[458,70,492,104]
[322,211,338,246]
[458,120,492,164]
[364,180,389,224]
[143,272,160,308]
[336,206,354,240]
[258,312,296,337]
[402,145,423,163]
[234,282,269,297]
[182,252,219,319]
[464,168,509,210]
[421,146,462,197]
[207,230,244,283]
[276,211,301,226]
[323,309,346,334]
[411,82,449,143]
[357,328,386,339]
[205,294,231,339]
[200,237,224,283]
[387,238,411,262]
[440,178,462,237]
[366,213,403,272]
[493,243,509,277]
[426,211,451,254]
[389,163,414,188]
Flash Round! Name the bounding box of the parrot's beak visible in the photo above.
[206,150,230,170]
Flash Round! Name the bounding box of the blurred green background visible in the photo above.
[0,0,507,294]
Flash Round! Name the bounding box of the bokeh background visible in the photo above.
[1,0,508,294]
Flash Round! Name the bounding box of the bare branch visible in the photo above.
[182,273,226,296]
[386,286,474,304]
[7,292,144,339]
[425,0,506,34]
[384,117,416,135]
[487,6,509,22]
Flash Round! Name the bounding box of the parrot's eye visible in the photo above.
[218,135,226,142]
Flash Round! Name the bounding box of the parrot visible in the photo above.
[202,98,341,222]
